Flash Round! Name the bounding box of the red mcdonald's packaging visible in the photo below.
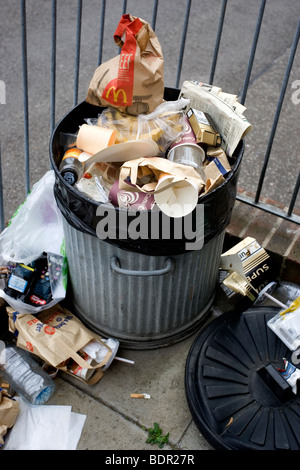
[86,14,164,115]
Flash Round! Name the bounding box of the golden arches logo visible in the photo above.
[106,86,127,104]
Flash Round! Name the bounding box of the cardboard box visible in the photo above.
[187,108,221,146]
[220,237,273,302]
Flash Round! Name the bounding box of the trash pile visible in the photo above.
[57,13,252,219]
[58,90,247,218]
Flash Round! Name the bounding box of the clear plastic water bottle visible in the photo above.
[0,341,55,405]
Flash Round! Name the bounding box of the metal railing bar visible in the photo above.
[21,0,30,195]
[73,0,82,107]
[236,192,300,225]
[288,171,300,217]
[240,0,266,105]
[50,0,57,136]
[0,144,4,231]
[254,19,300,204]
[98,0,106,66]
[175,0,192,88]
[122,0,127,15]
[209,0,227,85]
[151,0,159,31]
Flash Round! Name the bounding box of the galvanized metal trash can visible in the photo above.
[50,88,244,349]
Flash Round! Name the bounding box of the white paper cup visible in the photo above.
[154,173,199,218]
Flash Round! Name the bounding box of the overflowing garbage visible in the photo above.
[56,14,252,219]
[0,12,298,450]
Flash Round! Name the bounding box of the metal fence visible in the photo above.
[0,0,299,230]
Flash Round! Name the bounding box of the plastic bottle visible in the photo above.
[0,341,55,405]
[59,147,85,185]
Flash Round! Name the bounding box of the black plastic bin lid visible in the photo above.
[185,306,300,450]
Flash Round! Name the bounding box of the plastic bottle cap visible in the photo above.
[62,171,77,185]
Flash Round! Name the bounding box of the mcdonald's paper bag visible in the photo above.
[6,305,113,384]
[86,14,164,115]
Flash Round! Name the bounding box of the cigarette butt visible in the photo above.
[130,393,151,399]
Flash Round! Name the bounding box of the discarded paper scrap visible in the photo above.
[180,80,252,156]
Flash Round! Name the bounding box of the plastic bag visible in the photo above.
[96,98,189,156]
[0,171,64,265]
[267,297,300,351]
[1,252,67,313]
[0,171,67,313]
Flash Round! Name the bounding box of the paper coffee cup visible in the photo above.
[109,180,155,210]
[76,124,116,156]
[154,172,199,218]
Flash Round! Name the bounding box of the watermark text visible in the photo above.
[96,204,205,251]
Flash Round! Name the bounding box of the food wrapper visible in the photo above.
[86,14,164,115]
[119,156,204,195]
[268,297,300,351]
[119,156,205,218]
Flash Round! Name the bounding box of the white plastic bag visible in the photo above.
[0,171,67,313]
[96,98,190,156]
[0,171,64,265]
[267,297,300,351]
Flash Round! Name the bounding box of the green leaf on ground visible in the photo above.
[146,422,169,448]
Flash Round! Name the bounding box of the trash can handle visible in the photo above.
[110,256,174,276]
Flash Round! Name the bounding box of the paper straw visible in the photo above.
[114,356,135,365]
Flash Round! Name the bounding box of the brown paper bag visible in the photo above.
[0,389,19,446]
[86,14,164,115]
[7,305,113,384]
[119,156,205,194]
